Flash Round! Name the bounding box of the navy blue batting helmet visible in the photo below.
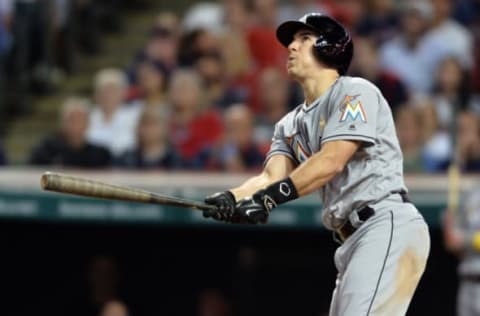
[276,13,353,75]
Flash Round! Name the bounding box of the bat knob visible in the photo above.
[41,172,53,190]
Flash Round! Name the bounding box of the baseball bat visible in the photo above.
[40,172,217,212]
[447,163,460,215]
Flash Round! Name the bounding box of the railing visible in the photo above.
[0,168,478,228]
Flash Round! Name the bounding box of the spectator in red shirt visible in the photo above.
[168,69,224,169]
[246,0,287,70]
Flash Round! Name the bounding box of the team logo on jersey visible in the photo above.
[339,94,367,123]
[295,141,310,162]
[288,137,310,163]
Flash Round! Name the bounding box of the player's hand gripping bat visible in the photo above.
[40,172,218,212]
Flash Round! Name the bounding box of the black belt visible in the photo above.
[336,190,411,242]
[461,275,480,283]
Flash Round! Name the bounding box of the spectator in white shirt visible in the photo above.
[424,0,474,69]
[86,68,142,157]
[379,0,451,95]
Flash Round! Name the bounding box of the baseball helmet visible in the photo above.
[276,13,353,75]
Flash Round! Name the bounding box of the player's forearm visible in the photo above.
[230,155,295,200]
[230,173,279,200]
[289,151,342,196]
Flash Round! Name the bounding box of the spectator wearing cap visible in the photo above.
[29,97,111,167]
[86,68,142,158]
[379,0,452,95]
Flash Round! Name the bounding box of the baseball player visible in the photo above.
[204,13,430,315]
[443,185,480,316]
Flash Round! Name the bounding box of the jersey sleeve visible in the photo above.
[321,82,379,146]
[265,117,297,164]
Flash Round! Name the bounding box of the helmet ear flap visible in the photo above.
[312,31,352,74]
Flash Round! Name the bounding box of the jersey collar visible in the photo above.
[301,77,341,112]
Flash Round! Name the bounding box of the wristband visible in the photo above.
[262,177,299,205]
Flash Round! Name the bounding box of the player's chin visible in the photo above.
[286,68,300,80]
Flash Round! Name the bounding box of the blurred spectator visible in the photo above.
[431,56,473,129]
[194,51,246,109]
[86,68,142,157]
[0,138,6,165]
[72,0,125,55]
[168,69,223,169]
[132,17,179,74]
[254,67,291,145]
[0,0,11,127]
[424,0,474,69]
[278,0,331,24]
[417,98,452,172]
[0,0,12,56]
[182,2,223,34]
[72,0,102,55]
[246,0,286,70]
[395,106,424,172]
[83,255,123,316]
[197,288,233,316]
[379,0,451,95]
[356,0,399,44]
[130,59,169,115]
[328,0,367,30]
[153,11,180,39]
[29,97,111,167]
[442,186,480,316]
[218,0,252,80]
[6,0,50,115]
[351,37,409,113]
[99,300,130,316]
[455,111,480,172]
[178,28,220,67]
[211,104,265,171]
[50,0,75,75]
[115,107,179,169]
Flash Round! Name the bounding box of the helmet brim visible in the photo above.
[276,21,320,47]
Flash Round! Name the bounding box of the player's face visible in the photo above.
[286,30,320,79]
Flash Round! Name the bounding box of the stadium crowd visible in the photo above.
[2,0,480,173]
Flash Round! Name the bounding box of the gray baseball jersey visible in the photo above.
[267,76,407,230]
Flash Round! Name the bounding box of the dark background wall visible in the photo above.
[1,221,458,316]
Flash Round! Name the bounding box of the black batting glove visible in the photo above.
[203,191,236,222]
[233,189,275,224]
[232,177,299,224]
